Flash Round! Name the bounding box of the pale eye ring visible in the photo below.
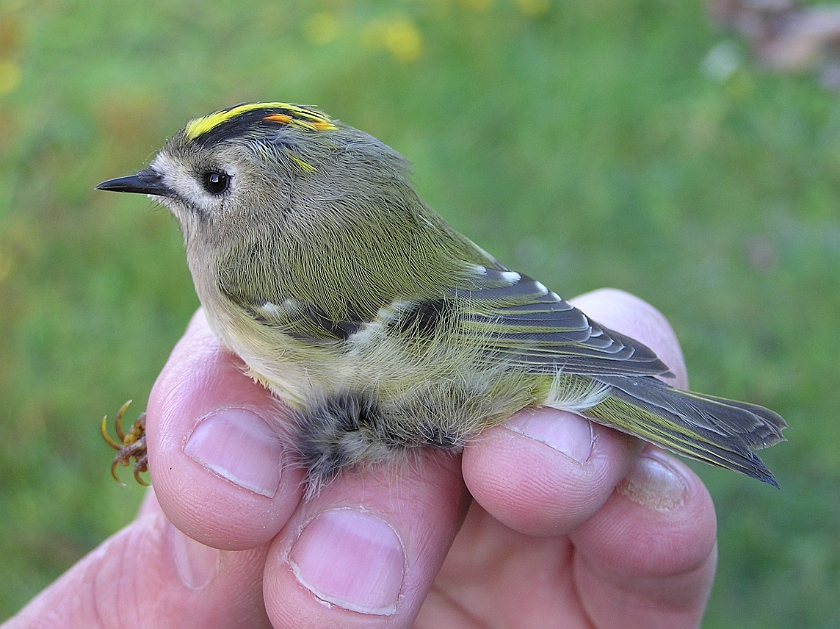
[202,171,231,195]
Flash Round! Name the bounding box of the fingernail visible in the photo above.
[289,508,405,615]
[507,408,594,463]
[185,408,283,498]
[170,524,220,591]
[617,451,688,511]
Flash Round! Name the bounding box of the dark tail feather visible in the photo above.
[586,376,787,486]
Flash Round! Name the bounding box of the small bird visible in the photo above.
[97,102,786,493]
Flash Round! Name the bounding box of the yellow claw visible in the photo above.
[110,455,126,486]
[133,467,150,487]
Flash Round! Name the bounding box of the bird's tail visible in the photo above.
[583,375,787,486]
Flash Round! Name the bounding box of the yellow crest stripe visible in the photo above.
[184,102,335,140]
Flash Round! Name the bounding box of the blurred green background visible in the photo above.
[1,0,838,625]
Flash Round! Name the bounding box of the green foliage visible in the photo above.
[0,0,837,624]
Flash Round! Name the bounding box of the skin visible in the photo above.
[3,289,717,629]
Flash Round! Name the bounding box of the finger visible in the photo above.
[5,490,271,629]
[463,409,642,536]
[568,446,717,629]
[462,288,689,536]
[147,309,305,550]
[262,450,471,628]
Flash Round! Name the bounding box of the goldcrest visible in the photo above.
[98,102,786,493]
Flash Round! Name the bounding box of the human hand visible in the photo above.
[4,288,717,629]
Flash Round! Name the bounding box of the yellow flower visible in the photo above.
[0,60,21,96]
[363,17,423,64]
[516,0,550,17]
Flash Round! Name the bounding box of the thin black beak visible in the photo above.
[96,168,172,196]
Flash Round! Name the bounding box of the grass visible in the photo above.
[1,0,838,625]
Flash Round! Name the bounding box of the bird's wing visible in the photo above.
[448,266,673,377]
[221,234,672,377]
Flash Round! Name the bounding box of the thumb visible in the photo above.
[4,491,271,629]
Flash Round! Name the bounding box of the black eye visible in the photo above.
[202,171,230,195]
